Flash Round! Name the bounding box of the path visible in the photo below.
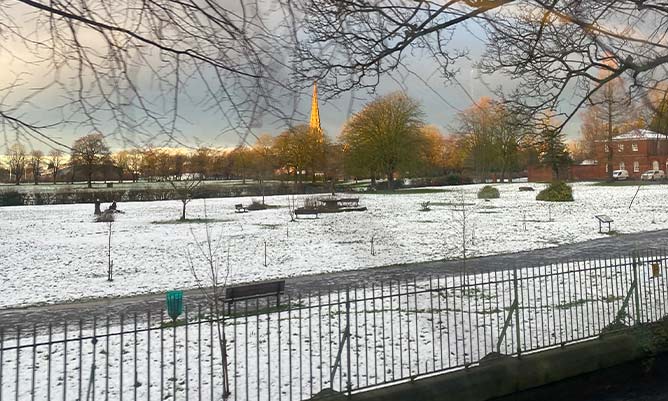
[2,228,668,329]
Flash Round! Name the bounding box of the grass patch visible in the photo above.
[152,218,232,225]
[603,230,620,236]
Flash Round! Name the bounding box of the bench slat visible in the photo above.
[225,280,285,301]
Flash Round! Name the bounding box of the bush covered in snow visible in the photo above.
[536,181,573,202]
[477,185,500,199]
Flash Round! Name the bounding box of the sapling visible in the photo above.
[186,203,231,397]
[107,220,114,281]
[448,190,476,276]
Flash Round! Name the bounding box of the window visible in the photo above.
[634,161,640,172]
[619,162,625,170]
[618,143,624,152]
[604,144,609,153]
[632,143,639,152]
[653,160,660,170]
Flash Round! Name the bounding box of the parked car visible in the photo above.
[641,170,666,180]
[612,169,629,180]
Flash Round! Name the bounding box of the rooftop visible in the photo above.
[612,129,668,141]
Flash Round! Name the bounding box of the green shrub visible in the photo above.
[536,181,574,202]
[0,190,23,206]
[477,185,500,199]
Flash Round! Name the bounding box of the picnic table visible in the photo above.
[318,197,359,209]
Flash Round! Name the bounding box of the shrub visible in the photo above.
[477,185,500,199]
[0,190,23,206]
[536,181,574,202]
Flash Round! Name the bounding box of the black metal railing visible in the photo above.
[1,249,668,400]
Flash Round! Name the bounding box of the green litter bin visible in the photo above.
[166,290,183,321]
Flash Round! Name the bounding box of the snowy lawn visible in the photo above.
[1,182,666,308]
[3,253,667,401]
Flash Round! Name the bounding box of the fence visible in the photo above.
[2,249,668,400]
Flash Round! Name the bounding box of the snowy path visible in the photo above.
[2,227,668,331]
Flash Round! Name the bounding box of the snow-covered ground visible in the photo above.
[3,254,666,401]
[1,182,666,308]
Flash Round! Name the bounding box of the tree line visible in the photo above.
[1,92,594,189]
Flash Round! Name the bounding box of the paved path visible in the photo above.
[2,228,668,329]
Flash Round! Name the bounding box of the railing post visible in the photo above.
[513,268,522,356]
[346,288,352,396]
[633,251,642,324]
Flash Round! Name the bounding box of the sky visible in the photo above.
[0,2,584,153]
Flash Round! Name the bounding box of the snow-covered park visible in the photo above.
[3,254,667,401]
[1,182,666,308]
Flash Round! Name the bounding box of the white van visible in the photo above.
[612,169,629,180]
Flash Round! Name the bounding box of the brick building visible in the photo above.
[529,129,668,181]
[594,129,668,179]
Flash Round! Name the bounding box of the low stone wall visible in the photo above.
[312,321,668,401]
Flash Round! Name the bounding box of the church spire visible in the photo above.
[309,81,322,133]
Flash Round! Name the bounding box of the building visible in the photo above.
[529,129,668,181]
[592,129,668,179]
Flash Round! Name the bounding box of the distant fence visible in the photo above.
[2,249,668,400]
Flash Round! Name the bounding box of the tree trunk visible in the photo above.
[386,170,394,190]
[87,169,93,188]
[181,201,187,221]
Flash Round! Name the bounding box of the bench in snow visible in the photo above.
[294,208,319,218]
[225,280,285,313]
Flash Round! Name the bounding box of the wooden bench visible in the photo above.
[595,214,613,233]
[225,280,285,313]
[294,208,319,218]
[337,197,360,207]
[234,203,248,213]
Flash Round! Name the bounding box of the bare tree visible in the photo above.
[123,148,142,183]
[29,150,44,185]
[0,1,300,151]
[8,143,27,185]
[297,1,668,133]
[71,134,111,188]
[169,179,203,221]
[48,149,63,184]
[187,205,231,397]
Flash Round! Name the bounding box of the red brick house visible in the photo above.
[529,129,668,181]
